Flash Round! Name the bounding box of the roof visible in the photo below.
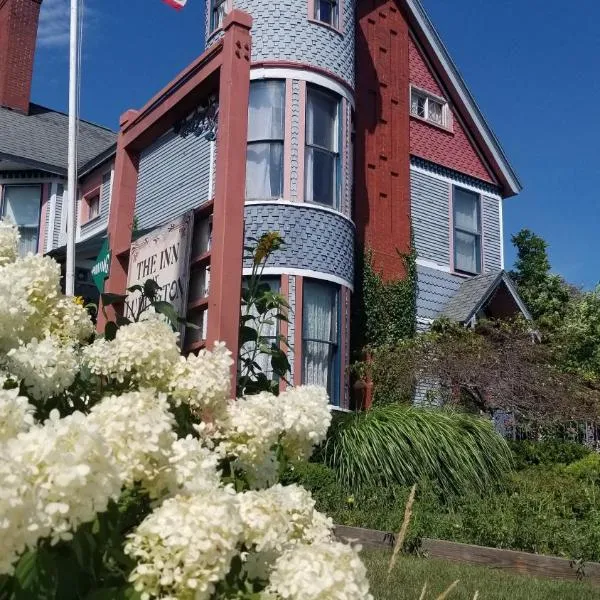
[0,103,116,176]
[443,270,532,323]
[405,0,522,196]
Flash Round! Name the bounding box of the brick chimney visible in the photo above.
[0,0,42,114]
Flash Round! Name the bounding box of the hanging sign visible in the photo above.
[125,211,194,323]
[91,238,111,293]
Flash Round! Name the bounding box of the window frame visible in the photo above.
[410,85,452,130]
[87,193,100,221]
[0,183,42,255]
[301,279,341,405]
[245,79,286,201]
[305,85,342,210]
[209,0,228,33]
[313,0,339,29]
[452,186,482,276]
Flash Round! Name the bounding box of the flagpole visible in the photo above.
[66,0,80,296]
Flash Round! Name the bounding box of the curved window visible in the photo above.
[314,0,338,28]
[305,86,341,209]
[246,80,285,200]
[302,279,340,404]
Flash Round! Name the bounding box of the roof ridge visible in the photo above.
[29,103,117,134]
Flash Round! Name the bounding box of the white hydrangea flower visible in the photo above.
[278,386,332,461]
[7,337,79,401]
[238,484,333,555]
[0,220,19,267]
[217,392,284,468]
[48,297,94,344]
[263,541,373,600]
[125,489,243,600]
[0,254,61,352]
[87,389,176,497]
[82,312,180,388]
[0,410,122,574]
[233,451,280,490]
[169,342,233,422]
[0,387,35,443]
[158,435,222,496]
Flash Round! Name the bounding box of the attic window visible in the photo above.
[410,86,450,129]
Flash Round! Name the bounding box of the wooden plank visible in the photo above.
[333,525,600,585]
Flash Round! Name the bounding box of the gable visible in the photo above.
[409,36,496,185]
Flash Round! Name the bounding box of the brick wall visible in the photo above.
[409,36,495,184]
[0,0,41,113]
[354,0,411,281]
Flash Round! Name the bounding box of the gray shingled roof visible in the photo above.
[442,270,508,323]
[0,103,116,175]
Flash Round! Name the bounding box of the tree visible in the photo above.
[510,229,574,328]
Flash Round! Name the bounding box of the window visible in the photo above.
[210,0,228,31]
[302,280,340,404]
[1,184,41,256]
[305,86,340,208]
[453,187,481,274]
[314,0,338,28]
[246,80,285,200]
[241,277,281,379]
[410,87,449,128]
[87,194,100,220]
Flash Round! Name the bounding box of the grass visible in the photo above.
[364,550,600,600]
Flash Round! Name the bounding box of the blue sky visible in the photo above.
[31,0,599,289]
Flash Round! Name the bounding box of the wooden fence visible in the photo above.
[334,525,600,585]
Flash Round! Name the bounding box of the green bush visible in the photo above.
[509,439,591,470]
[292,451,600,561]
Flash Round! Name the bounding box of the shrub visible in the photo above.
[509,439,591,470]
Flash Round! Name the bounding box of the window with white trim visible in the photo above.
[305,86,341,208]
[302,279,340,404]
[314,0,338,28]
[246,80,285,200]
[1,184,41,256]
[87,194,100,220]
[410,87,450,128]
[453,187,481,275]
[210,0,227,32]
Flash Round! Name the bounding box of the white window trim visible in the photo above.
[314,0,339,29]
[410,84,452,130]
[452,185,483,276]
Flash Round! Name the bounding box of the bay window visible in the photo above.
[246,80,285,200]
[305,86,341,208]
[1,184,42,256]
[453,187,481,274]
[314,0,338,28]
[302,279,340,404]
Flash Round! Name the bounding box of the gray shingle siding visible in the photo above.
[135,128,212,232]
[209,0,355,88]
[244,203,354,287]
[411,169,450,266]
[482,195,502,271]
[416,265,462,321]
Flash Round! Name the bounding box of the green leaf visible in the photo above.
[104,321,118,341]
[13,549,58,600]
[101,293,127,307]
[116,316,132,328]
[143,279,161,300]
[271,349,291,377]
[240,326,258,344]
[126,284,143,294]
[152,301,179,328]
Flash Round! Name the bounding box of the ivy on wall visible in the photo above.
[352,244,418,354]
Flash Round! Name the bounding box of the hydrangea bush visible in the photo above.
[0,220,373,600]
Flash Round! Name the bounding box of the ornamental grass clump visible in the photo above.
[0,219,372,599]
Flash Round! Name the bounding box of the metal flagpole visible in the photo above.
[65,0,80,296]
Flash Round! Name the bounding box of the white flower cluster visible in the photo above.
[87,389,176,498]
[169,342,233,422]
[0,220,19,267]
[7,336,79,400]
[238,484,333,554]
[0,387,34,443]
[125,489,243,600]
[0,410,122,574]
[264,541,373,600]
[48,297,95,344]
[82,312,181,388]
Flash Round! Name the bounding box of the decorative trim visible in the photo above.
[416,257,451,273]
[279,275,290,393]
[411,157,501,198]
[244,199,355,226]
[38,184,49,254]
[250,66,354,105]
[46,182,57,253]
[297,81,306,202]
[243,267,353,292]
[294,276,303,386]
[283,79,293,200]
